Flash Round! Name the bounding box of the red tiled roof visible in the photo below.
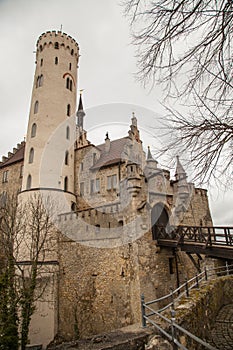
[0,142,25,168]
[91,137,130,170]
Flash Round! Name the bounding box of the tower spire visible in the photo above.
[76,90,85,129]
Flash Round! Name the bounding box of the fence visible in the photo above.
[141,262,233,350]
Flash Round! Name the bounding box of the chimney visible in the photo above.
[105,132,110,153]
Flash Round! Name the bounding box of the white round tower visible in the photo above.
[21,30,79,210]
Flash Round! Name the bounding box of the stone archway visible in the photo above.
[151,203,169,240]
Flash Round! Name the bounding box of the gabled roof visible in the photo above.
[0,142,25,168]
[91,137,130,170]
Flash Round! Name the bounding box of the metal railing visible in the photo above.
[141,262,233,349]
[156,226,233,247]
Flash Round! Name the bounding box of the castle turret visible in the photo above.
[20,31,79,210]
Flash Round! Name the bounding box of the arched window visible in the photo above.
[34,101,39,114]
[69,80,72,91]
[65,151,69,165]
[71,49,74,56]
[71,202,76,211]
[64,176,68,192]
[39,74,43,86]
[55,57,58,65]
[54,42,59,49]
[67,104,71,116]
[36,76,39,88]
[66,126,70,140]
[118,220,124,227]
[26,174,32,190]
[31,123,37,137]
[66,77,70,89]
[29,148,34,163]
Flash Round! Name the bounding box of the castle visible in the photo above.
[0,31,212,348]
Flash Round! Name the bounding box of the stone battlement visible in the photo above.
[36,30,79,56]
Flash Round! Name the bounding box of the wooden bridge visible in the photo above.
[155,226,233,259]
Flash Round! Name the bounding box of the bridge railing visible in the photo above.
[156,225,233,247]
[141,262,233,349]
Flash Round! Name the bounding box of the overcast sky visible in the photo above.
[0,0,232,225]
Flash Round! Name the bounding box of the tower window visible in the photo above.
[20,165,24,178]
[69,63,72,70]
[67,104,71,116]
[80,162,83,171]
[26,174,32,190]
[80,182,84,196]
[40,58,43,66]
[71,49,74,56]
[34,101,39,114]
[2,170,8,183]
[65,151,69,165]
[29,148,34,164]
[66,126,70,140]
[64,176,68,192]
[31,123,37,137]
[36,75,43,88]
[55,57,58,65]
[39,45,43,52]
[54,42,59,49]
[66,77,72,91]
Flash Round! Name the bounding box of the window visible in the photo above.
[80,182,84,196]
[54,42,59,49]
[71,49,74,56]
[55,57,58,65]
[66,77,72,91]
[20,165,24,178]
[71,202,76,211]
[169,258,174,275]
[2,170,8,183]
[67,104,71,116]
[95,224,100,233]
[39,45,43,52]
[64,176,68,191]
[90,179,94,194]
[34,101,39,114]
[118,220,124,227]
[66,77,70,89]
[96,178,100,193]
[65,151,69,165]
[80,162,83,171]
[26,174,32,190]
[69,63,72,70]
[40,58,43,66]
[29,148,34,163]
[93,153,97,165]
[107,174,117,190]
[36,75,43,88]
[66,126,70,140]
[0,192,7,207]
[31,123,37,137]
